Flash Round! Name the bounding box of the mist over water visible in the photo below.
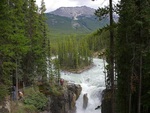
[61,58,105,113]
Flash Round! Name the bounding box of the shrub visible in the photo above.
[24,92,48,111]
[15,105,37,113]
[23,105,37,113]
[50,85,63,96]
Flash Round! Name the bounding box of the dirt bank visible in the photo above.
[62,63,95,74]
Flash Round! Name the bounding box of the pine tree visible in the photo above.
[0,0,29,100]
[0,0,13,100]
[37,0,47,82]
[22,0,45,85]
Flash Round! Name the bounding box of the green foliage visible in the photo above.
[50,27,110,72]
[0,85,8,101]
[95,6,109,21]
[53,59,61,82]
[142,52,150,109]
[24,92,48,111]
[115,0,150,113]
[0,0,51,101]
[16,105,37,113]
[38,79,63,97]
[50,84,63,96]
[86,28,110,52]
[57,35,92,71]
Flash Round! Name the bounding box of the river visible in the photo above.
[61,58,105,113]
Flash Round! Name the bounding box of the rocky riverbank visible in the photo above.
[62,63,95,74]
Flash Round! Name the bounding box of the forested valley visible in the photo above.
[0,0,150,113]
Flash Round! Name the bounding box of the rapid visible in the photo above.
[61,58,105,113]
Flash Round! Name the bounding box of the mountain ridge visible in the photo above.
[49,6,95,20]
[46,6,111,35]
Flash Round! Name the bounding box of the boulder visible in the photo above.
[83,93,88,109]
[50,83,82,113]
[67,84,82,99]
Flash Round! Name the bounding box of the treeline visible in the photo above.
[50,29,110,71]
[0,0,52,100]
[85,28,110,52]
[56,35,92,71]
[96,0,150,113]
[48,24,114,73]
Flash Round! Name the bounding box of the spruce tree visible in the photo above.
[0,0,13,100]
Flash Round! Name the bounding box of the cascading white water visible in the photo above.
[61,58,105,113]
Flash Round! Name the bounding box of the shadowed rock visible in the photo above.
[83,93,88,109]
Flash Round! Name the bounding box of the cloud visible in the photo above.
[46,0,79,12]
[36,0,119,13]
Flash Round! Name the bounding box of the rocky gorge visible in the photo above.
[0,58,105,113]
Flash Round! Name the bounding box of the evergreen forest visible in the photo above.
[0,0,150,113]
[95,0,150,113]
[0,0,55,102]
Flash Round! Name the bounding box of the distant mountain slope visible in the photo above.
[46,6,109,34]
[50,6,95,19]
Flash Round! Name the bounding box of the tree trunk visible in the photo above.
[16,59,18,104]
[138,52,142,113]
[109,0,114,113]
[137,0,142,112]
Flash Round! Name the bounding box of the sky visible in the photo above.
[36,0,119,13]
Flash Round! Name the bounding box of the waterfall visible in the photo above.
[61,58,105,113]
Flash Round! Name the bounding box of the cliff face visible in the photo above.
[49,83,82,113]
